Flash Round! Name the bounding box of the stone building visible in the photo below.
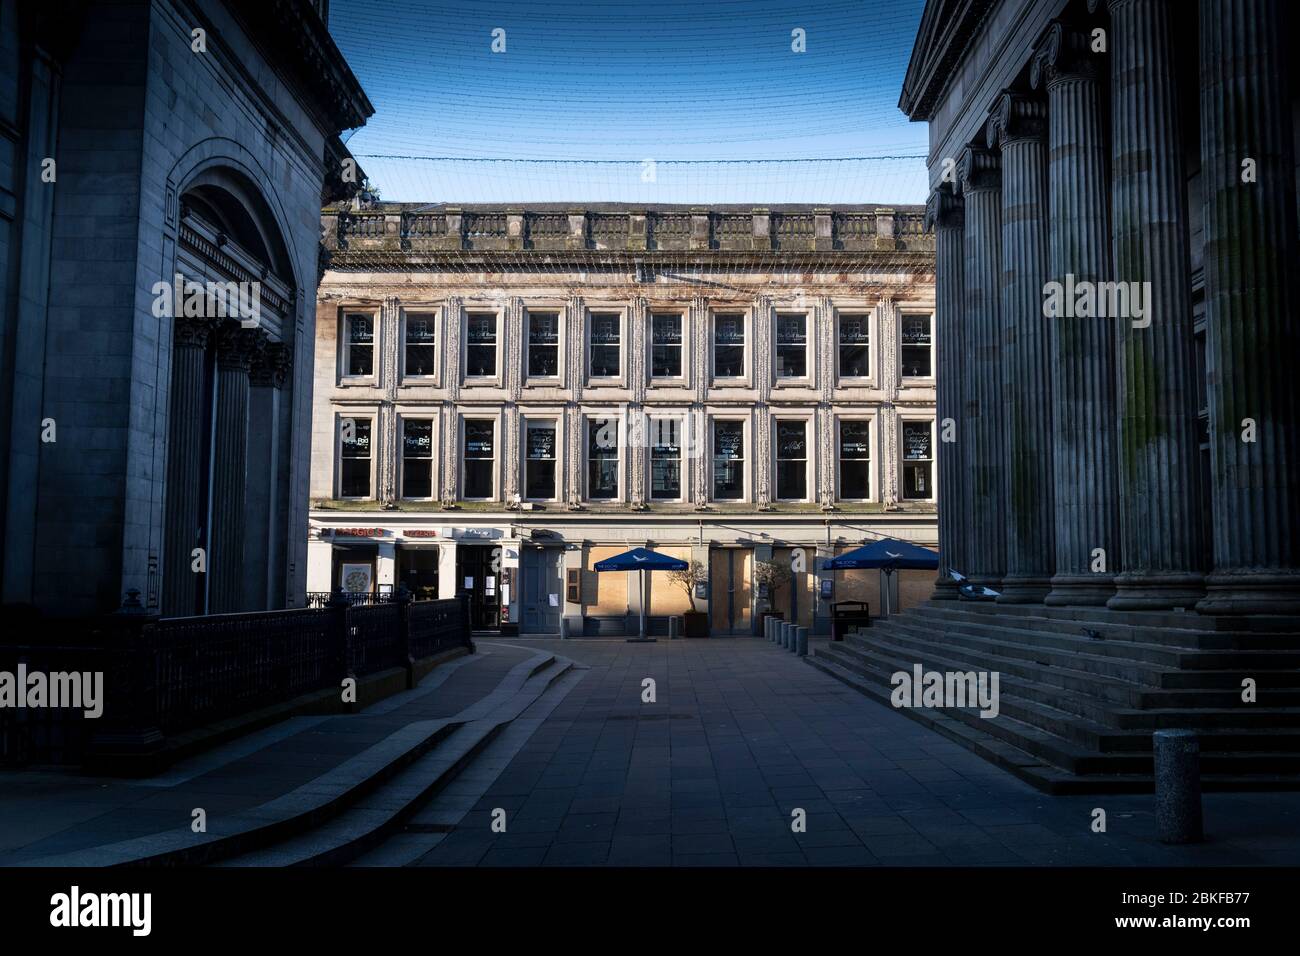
[903,0,1297,613]
[310,203,936,635]
[0,1,371,618]
[806,0,1300,789]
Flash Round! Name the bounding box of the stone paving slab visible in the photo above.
[408,638,1300,867]
[0,645,535,864]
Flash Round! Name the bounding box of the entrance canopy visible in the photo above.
[594,547,688,572]
[824,538,939,571]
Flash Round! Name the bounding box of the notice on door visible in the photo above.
[548,593,559,607]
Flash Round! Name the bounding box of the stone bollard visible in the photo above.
[795,625,808,657]
[1154,729,1203,844]
[765,617,772,641]
[669,615,679,640]
[779,622,788,649]
[784,622,794,651]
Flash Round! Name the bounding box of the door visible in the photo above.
[709,547,754,635]
[456,545,501,630]
[521,546,562,633]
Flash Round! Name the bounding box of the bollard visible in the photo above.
[669,615,679,640]
[560,616,568,640]
[765,617,772,642]
[783,622,794,651]
[779,622,788,649]
[1153,729,1203,844]
[795,625,808,657]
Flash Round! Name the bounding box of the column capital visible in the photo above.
[924,182,964,230]
[956,144,1001,194]
[986,90,1047,149]
[174,315,218,349]
[249,340,293,388]
[214,323,267,372]
[1030,21,1101,90]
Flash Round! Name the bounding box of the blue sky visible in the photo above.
[328,0,929,203]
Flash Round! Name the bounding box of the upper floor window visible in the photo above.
[527,311,560,378]
[838,420,871,500]
[901,314,933,378]
[775,313,808,378]
[651,313,683,378]
[587,418,619,500]
[463,420,495,498]
[401,419,434,499]
[713,421,744,500]
[339,418,372,498]
[713,313,745,379]
[838,313,870,378]
[525,419,558,499]
[901,421,934,500]
[403,313,437,378]
[343,313,374,377]
[590,313,621,378]
[465,313,497,378]
[775,420,808,500]
[650,418,683,500]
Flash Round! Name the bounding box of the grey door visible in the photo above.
[522,546,562,633]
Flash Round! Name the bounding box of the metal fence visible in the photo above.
[0,593,471,769]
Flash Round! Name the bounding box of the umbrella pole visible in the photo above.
[639,568,646,639]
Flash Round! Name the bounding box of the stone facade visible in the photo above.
[903,0,1300,615]
[310,203,938,635]
[0,1,371,617]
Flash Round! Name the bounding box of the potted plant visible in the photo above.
[668,560,710,638]
[753,559,792,632]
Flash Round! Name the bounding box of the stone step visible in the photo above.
[809,651,1300,790]
[919,600,1300,635]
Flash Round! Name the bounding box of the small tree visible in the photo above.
[668,560,708,613]
[752,559,792,601]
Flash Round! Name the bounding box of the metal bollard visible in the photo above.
[765,617,772,641]
[560,617,569,640]
[669,615,679,640]
[778,622,788,649]
[784,622,794,651]
[795,625,808,657]
[1153,729,1203,844]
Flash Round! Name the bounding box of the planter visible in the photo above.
[682,611,709,638]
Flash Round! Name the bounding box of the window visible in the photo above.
[339,418,372,498]
[901,314,933,377]
[838,421,871,499]
[525,420,558,499]
[713,313,745,379]
[901,421,933,499]
[527,311,560,378]
[713,421,744,500]
[463,420,495,498]
[776,313,808,378]
[651,313,683,378]
[650,418,683,500]
[838,313,870,378]
[775,420,807,500]
[587,418,619,499]
[343,313,374,377]
[590,313,621,377]
[465,313,497,378]
[403,313,436,377]
[402,419,433,498]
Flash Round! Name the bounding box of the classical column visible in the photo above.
[245,342,291,610]
[1032,22,1120,606]
[1102,0,1206,609]
[161,316,214,617]
[1195,0,1300,614]
[209,323,263,613]
[925,183,965,599]
[987,91,1054,603]
[957,144,1006,590]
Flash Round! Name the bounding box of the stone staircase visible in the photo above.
[807,602,1300,794]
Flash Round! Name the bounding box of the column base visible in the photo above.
[1195,572,1300,616]
[996,575,1051,604]
[1107,572,1204,611]
[932,577,960,601]
[1044,574,1116,607]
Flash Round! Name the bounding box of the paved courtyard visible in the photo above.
[410,638,1300,867]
